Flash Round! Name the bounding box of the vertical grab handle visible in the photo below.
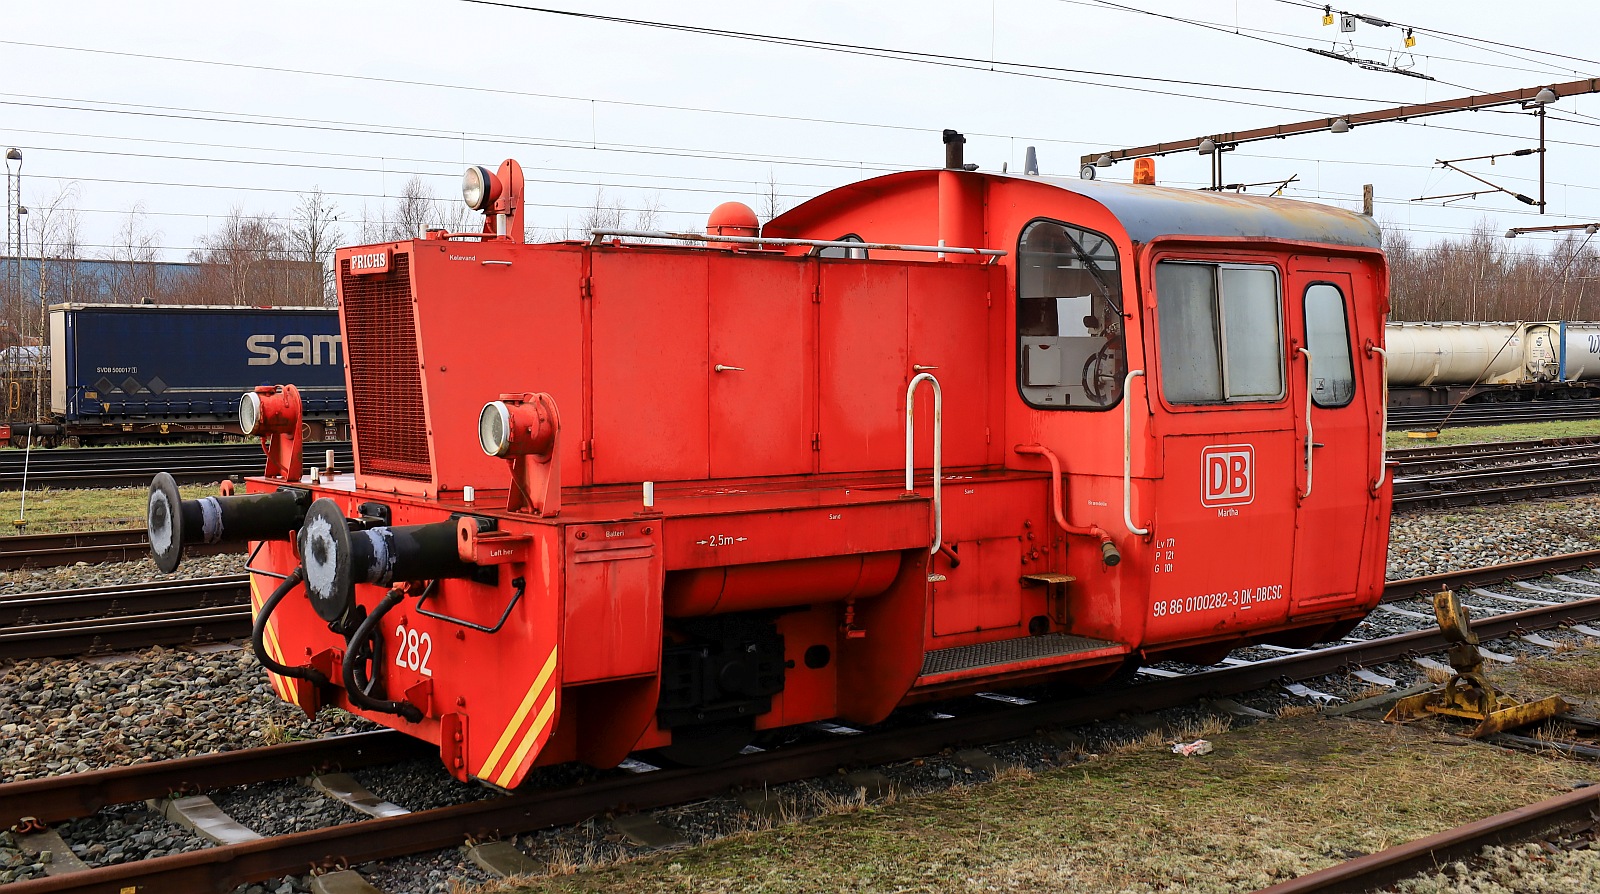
[1122,369,1149,536]
[1366,343,1388,492]
[906,372,943,554]
[1297,347,1314,500]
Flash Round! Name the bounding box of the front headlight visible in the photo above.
[239,391,263,435]
[479,401,512,456]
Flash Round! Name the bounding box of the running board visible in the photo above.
[915,633,1127,687]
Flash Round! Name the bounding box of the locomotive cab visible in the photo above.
[150,144,1390,786]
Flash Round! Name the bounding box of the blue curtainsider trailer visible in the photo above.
[25,303,349,446]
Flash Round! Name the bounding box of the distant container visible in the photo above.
[47,303,347,440]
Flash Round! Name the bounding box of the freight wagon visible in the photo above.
[1,304,348,446]
[1385,320,1600,406]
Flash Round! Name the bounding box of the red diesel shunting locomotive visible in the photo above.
[147,131,1391,787]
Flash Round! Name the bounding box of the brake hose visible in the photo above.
[341,588,423,723]
[251,567,330,686]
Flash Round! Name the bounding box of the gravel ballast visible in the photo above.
[1387,498,1600,579]
[4,494,1600,891]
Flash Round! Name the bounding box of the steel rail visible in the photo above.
[1382,549,1600,601]
[13,592,1600,894]
[0,529,234,571]
[0,443,352,491]
[0,730,426,828]
[0,443,352,470]
[1393,473,1600,510]
[0,604,250,660]
[1391,444,1600,475]
[0,576,248,625]
[1254,785,1600,893]
[1387,436,1600,460]
[1396,458,1600,485]
[1388,402,1600,430]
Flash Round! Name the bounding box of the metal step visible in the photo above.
[919,633,1121,677]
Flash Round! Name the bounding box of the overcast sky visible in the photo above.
[5,0,1600,260]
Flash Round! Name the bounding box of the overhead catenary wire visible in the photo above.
[0,32,1431,135]
[1268,0,1600,72]
[4,3,1597,264]
[1050,0,1585,80]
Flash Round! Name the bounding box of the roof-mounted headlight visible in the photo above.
[463,165,502,212]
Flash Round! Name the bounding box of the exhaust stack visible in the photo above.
[943,129,967,170]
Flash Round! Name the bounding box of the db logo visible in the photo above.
[1201,445,1254,507]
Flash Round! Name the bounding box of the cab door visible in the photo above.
[1287,265,1369,611]
[1141,256,1298,646]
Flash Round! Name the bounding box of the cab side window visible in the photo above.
[1155,262,1283,404]
[1016,219,1126,409]
[1304,282,1355,407]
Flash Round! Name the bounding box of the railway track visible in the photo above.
[4,550,1599,661]
[7,554,1600,891]
[1390,437,1600,509]
[0,529,234,571]
[0,442,353,491]
[0,576,249,660]
[1259,785,1600,893]
[1388,399,1600,431]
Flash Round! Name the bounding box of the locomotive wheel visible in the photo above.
[652,720,756,767]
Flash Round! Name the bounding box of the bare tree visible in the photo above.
[290,188,344,306]
[580,188,629,233]
[758,169,785,224]
[104,205,164,304]
[1383,219,1600,322]
[580,188,669,242]
[390,176,435,242]
[433,199,476,238]
[187,208,314,306]
[633,192,664,233]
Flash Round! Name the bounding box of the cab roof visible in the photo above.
[1020,174,1382,249]
[769,169,1383,250]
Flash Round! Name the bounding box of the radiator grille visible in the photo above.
[339,255,431,481]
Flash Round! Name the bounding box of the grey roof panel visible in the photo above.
[1021,174,1382,249]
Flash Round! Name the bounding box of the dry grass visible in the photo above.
[1424,665,1454,684]
[1105,715,1234,756]
[1512,651,1600,700]
[1349,683,1394,702]
[493,715,1588,894]
[0,482,220,535]
[1386,418,1600,449]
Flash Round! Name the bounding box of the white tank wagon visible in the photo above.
[1553,322,1600,381]
[1385,323,1523,387]
[1385,320,1600,407]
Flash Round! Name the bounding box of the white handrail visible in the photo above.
[589,229,1007,259]
[1122,369,1149,536]
[1297,347,1314,500]
[1367,344,1389,492]
[905,372,943,554]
